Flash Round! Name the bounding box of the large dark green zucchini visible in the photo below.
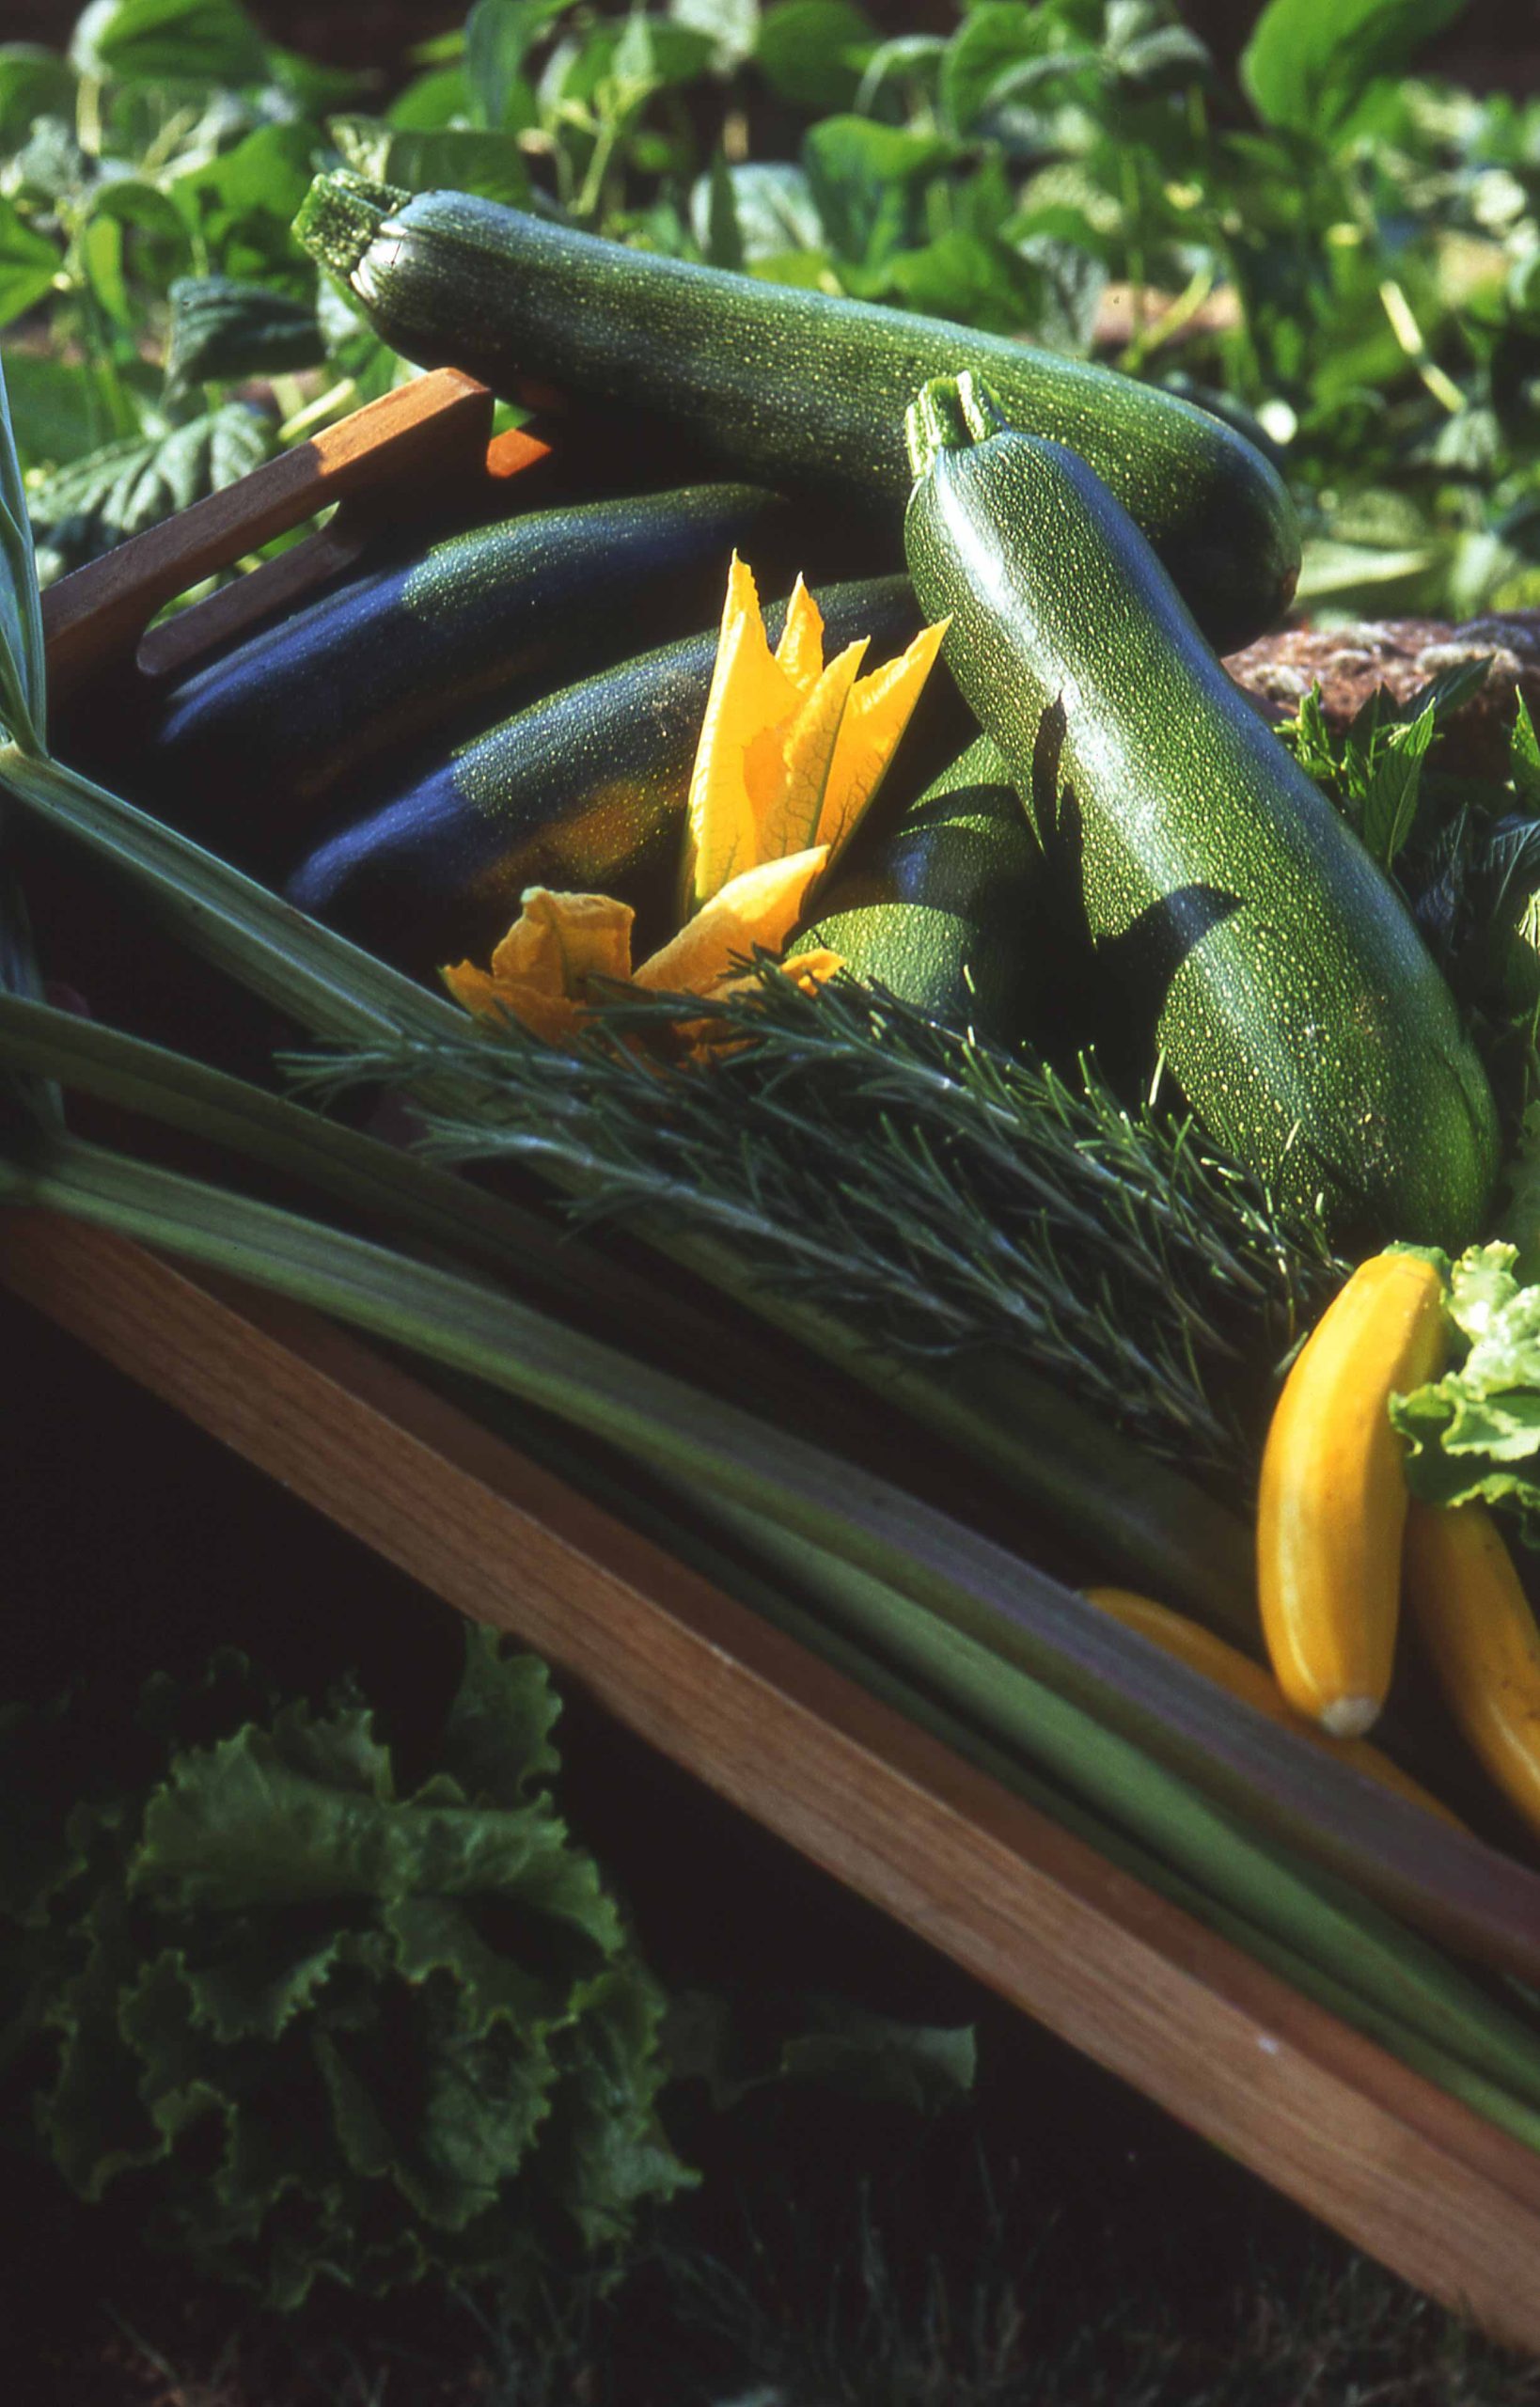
[286,574,919,979]
[295,172,1299,656]
[150,480,785,871]
[903,375,1498,1246]
[791,735,1045,1048]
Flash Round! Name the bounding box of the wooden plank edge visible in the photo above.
[39,372,495,700]
[8,1208,1540,2351]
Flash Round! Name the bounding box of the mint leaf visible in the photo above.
[1513,696,1540,815]
[1360,700,1434,869]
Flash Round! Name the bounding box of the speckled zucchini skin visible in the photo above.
[151,480,783,871]
[296,173,1300,656]
[792,735,1045,1047]
[286,575,917,980]
[903,381,1499,1246]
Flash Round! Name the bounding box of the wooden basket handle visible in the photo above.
[40,370,550,707]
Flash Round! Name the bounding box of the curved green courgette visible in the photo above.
[295,172,1300,655]
[285,574,919,977]
[791,734,1045,1048]
[147,480,786,875]
[903,375,1498,1246]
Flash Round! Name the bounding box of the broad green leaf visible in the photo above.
[1241,0,1469,139]
[0,43,77,145]
[70,0,271,87]
[690,159,822,261]
[28,403,275,584]
[464,0,568,128]
[165,274,325,391]
[1012,228,1108,354]
[329,116,530,208]
[671,0,761,73]
[0,196,61,332]
[941,0,1075,137]
[755,0,874,112]
[386,63,474,130]
[0,350,104,476]
[802,117,959,274]
[884,228,1034,335]
[169,120,319,291]
[854,33,946,114]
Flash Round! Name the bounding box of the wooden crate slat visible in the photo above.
[8,1208,1540,2349]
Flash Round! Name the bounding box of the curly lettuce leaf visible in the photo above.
[8,1629,694,2309]
[1391,1243,1540,1537]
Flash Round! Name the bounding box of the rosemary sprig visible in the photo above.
[295,966,1344,1477]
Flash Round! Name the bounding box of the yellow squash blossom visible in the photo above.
[442,556,947,1036]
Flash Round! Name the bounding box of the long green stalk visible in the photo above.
[0,987,730,1351]
[0,743,459,1047]
[437,1388,1540,2157]
[9,1125,1540,1987]
[676,1487,1540,2115]
[0,743,1259,1632]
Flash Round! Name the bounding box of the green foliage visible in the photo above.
[0,1631,695,2310]
[1,0,1536,612]
[1274,660,1540,1085]
[27,399,275,582]
[164,272,322,391]
[1241,0,1469,139]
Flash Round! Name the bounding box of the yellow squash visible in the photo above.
[1255,1250,1448,1738]
[1405,1502,1540,1843]
[1084,1584,1462,1827]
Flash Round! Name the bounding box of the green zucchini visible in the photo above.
[149,480,786,873]
[296,172,1299,656]
[285,574,919,979]
[790,735,1045,1048]
[903,375,1498,1247]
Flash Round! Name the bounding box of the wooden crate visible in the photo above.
[14,368,1540,2350]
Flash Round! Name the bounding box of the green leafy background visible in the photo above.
[2,0,1539,616]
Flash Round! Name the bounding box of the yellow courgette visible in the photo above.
[1084,1584,1462,1827]
[1405,1502,1540,1842]
[1255,1250,1448,1738]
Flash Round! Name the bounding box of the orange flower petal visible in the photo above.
[493,887,635,989]
[440,960,587,1043]
[443,888,635,1042]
